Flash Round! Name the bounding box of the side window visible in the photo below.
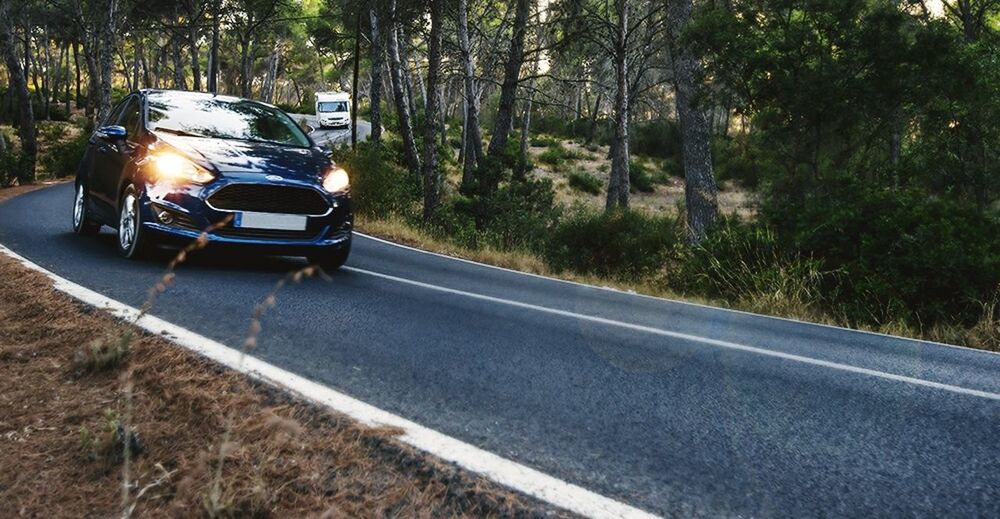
[120,98,142,141]
[103,97,130,127]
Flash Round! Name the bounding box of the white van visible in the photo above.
[315,92,351,129]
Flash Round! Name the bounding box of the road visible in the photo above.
[2,184,999,517]
[289,112,372,147]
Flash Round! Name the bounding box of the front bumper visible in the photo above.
[138,177,353,252]
[320,117,350,127]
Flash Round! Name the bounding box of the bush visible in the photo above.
[629,161,656,193]
[676,219,827,316]
[334,143,420,217]
[763,177,1000,325]
[536,142,586,172]
[545,209,682,279]
[568,170,602,195]
[41,131,88,178]
[631,120,682,160]
[440,176,559,251]
[530,135,559,148]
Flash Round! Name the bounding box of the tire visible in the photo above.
[116,187,152,259]
[308,241,351,271]
[72,183,102,235]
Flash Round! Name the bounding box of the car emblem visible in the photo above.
[265,174,284,182]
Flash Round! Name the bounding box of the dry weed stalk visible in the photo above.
[119,216,232,518]
[206,264,326,514]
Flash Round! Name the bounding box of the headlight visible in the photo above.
[322,166,350,193]
[150,151,215,184]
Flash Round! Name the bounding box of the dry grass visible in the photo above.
[357,215,1000,352]
[0,255,569,517]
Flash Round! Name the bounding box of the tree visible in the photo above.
[368,0,384,145]
[456,0,486,189]
[422,0,444,220]
[667,0,717,241]
[0,0,37,183]
[386,0,421,176]
[484,0,530,185]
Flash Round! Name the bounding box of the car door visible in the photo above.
[90,96,135,212]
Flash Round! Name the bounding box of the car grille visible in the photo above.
[214,226,319,241]
[207,184,330,215]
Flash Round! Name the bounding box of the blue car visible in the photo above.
[72,89,353,269]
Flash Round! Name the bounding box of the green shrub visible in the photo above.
[334,143,420,217]
[631,120,682,160]
[763,177,1000,325]
[41,131,88,178]
[530,135,559,148]
[545,209,682,279]
[567,170,602,195]
[676,219,827,315]
[441,176,559,251]
[629,161,656,193]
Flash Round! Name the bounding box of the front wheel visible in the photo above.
[72,184,101,235]
[307,242,351,271]
[117,187,152,259]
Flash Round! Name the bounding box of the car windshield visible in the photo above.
[318,101,348,113]
[147,92,311,148]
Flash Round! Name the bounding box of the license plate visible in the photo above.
[234,212,307,231]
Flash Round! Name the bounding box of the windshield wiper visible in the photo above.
[154,127,206,138]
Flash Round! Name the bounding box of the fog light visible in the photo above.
[157,210,174,225]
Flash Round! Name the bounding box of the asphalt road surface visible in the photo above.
[289,112,372,147]
[2,184,999,517]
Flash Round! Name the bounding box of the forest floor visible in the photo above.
[0,187,566,517]
[525,137,757,217]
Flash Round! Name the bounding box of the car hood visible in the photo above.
[156,134,329,182]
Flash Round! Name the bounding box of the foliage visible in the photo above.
[567,170,602,195]
[762,177,1000,326]
[628,161,655,193]
[545,208,682,280]
[438,176,560,251]
[331,143,420,217]
[41,132,88,178]
[676,219,827,316]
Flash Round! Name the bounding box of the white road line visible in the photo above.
[345,266,1000,402]
[0,245,658,519]
[354,232,1000,357]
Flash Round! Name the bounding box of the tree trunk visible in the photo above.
[73,40,82,109]
[351,11,361,149]
[668,0,718,242]
[457,0,484,189]
[208,0,220,93]
[585,91,602,145]
[171,33,187,90]
[368,4,384,145]
[96,0,119,123]
[421,0,444,221]
[386,0,421,176]
[398,29,417,118]
[189,19,201,91]
[606,0,630,210]
[485,0,530,173]
[0,8,37,183]
[239,34,253,98]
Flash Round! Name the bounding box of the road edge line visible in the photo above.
[354,231,1000,357]
[345,265,1000,402]
[0,244,660,519]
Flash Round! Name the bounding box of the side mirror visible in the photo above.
[96,125,127,141]
[316,146,333,159]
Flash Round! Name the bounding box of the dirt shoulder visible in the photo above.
[0,195,567,517]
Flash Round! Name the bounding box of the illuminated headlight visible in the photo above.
[322,166,350,194]
[150,151,215,184]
